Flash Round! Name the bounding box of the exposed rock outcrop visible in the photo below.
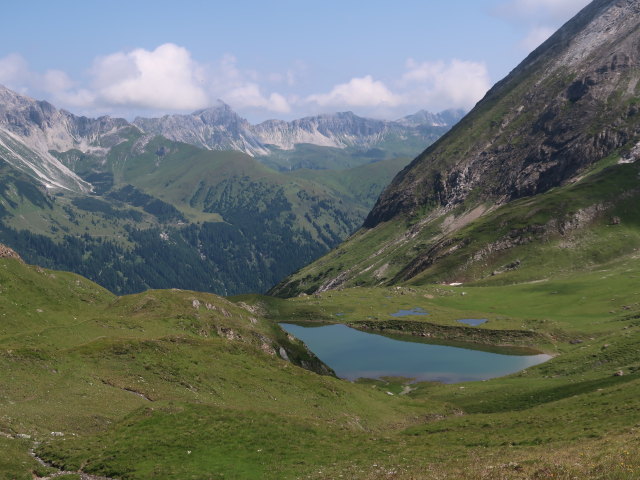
[134,103,463,157]
[0,244,22,262]
[0,85,136,192]
[364,0,640,228]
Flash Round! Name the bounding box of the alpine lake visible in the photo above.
[281,309,550,383]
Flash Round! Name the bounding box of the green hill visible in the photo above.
[1,248,639,479]
[0,135,414,296]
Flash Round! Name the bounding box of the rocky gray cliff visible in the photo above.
[0,85,136,192]
[365,0,640,227]
[133,101,269,156]
[134,104,463,157]
[395,108,466,127]
[0,243,22,261]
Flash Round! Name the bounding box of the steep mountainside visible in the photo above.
[0,85,135,192]
[365,0,640,226]
[271,0,640,296]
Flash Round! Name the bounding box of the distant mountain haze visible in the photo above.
[133,103,464,157]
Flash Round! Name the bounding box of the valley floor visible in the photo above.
[1,253,640,479]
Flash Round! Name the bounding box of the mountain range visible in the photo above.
[0,84,461,191]
[2,1,640,479]
[0,84,459,295]
[134,103,463,159]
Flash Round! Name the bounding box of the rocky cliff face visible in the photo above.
[253,112,392,150]
[134,101,270,156]
[134,104,462,156]
[0,85,136,192]
[395,109,465,127]
[365,0,640,228]
[0,243,22,262]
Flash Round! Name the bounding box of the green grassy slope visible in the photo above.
[112,137,366,239]
[2,252,640,479]
[288,156,412,210]
[0,255,437,479]
[271,159,640,297]
[1,134,418,296]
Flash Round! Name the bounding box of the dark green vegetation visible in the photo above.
[0,134,417,296]
[1,249,639,479]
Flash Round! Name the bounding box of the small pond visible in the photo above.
[457,318,488,326]
[280,323,550,384]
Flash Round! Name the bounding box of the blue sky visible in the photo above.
[0,0,590,122]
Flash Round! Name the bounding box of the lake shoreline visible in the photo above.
[280,318,554,355]
[280,322,552,384]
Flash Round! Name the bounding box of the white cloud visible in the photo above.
[41,70,74,94]
[224,84,291,113]
[0,54,92,107]
[1,48,486,121]
[495,0,591,51]
[206,54,291,113]
[91,43,209,110]
[301,60,489,118]
[400,59,491,111]
[0,54,32,93]
[0,47,293,117]
[306,75,401,108]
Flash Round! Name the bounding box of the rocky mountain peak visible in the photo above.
[0,85,35,112]
[133,104,461,156]
[396,109,465,127]
[364,0,640,228]
[192,100,245,124]
[0,85,136,192]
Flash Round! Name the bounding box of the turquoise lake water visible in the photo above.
[280,323,550,383]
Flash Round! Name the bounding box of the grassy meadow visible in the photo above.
[1,248,639,479]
